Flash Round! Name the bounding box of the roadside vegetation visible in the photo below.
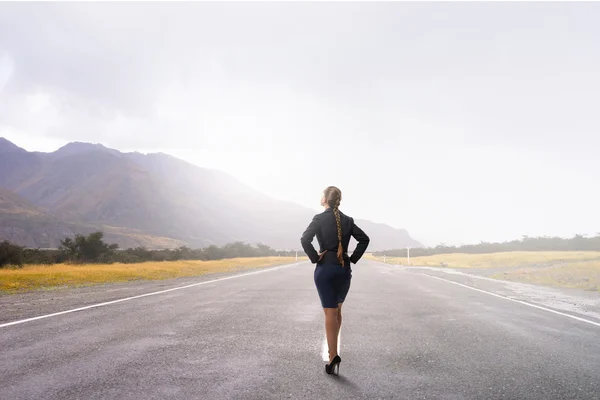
[0,257,297,293]
[0,231,299,267]
[373,234,600,257]
[0,231,303,293]
[369,251,600,292]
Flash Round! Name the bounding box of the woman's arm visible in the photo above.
[349,222,370,264]
[300,215,321,264]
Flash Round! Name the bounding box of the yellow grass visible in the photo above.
[0,257,301,293]
[368,251,600,268]
[368,251,600,291]
[490,261,600,291]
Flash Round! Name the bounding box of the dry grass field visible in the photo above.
[0,257,301,293]
[368,252,600,291]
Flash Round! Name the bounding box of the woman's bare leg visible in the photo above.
[323,307,339,363]
[337,303,343,339]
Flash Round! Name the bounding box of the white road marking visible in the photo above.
[0,262,305,329]
[421,273,600,328]
[368,259,600,327]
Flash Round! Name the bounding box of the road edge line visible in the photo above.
[421,273,600,328]
[0,261,305,329]
[367,259,600,328]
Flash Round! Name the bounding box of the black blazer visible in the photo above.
[300,208,370,266]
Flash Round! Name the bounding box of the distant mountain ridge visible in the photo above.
[0,137,27,153]
[0,138,423,250]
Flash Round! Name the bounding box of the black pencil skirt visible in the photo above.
[314,263,352,308]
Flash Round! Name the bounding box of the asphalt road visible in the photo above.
[1,260,599,400]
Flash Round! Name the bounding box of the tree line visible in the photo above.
[0,231,297,268]
[374,234,600,258]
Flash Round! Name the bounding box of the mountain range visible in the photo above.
[0,137,422,251]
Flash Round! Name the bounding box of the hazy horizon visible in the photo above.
[1,2,600,247]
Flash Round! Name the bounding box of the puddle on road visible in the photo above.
[321,334,341,361]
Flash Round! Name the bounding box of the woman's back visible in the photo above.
[301,208,369,266]
[316,208,353,251]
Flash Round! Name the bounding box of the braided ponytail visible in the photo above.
[333,202,344,266]
[323,186,345,266]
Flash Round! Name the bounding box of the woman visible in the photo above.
[300,186,370,375]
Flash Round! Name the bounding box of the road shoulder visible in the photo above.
[397,264,600,324]
[0,263,303,324]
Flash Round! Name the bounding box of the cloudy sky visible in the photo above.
[1,2,599,246]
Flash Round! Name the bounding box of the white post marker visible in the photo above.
[295,251,298,261]
[383,255,386,263]
[407,247,410,265]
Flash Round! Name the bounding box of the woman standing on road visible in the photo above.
[300,186,370,375]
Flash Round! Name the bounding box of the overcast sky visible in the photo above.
[1,2,599,246]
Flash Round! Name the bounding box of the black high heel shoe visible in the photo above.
[325,355,341,375]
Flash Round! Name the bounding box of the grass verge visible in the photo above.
[367,251,600,291]
[0,257,302,294]
[489,262,600,292]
